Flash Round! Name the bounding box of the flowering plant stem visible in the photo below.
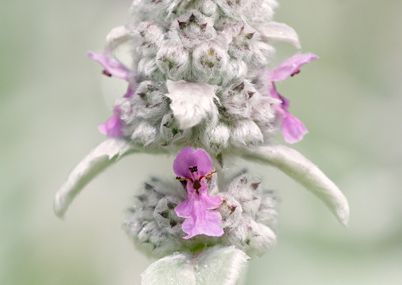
[54,0,349,284]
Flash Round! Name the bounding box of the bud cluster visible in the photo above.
[123,171,278,257]
[101,0,285,153]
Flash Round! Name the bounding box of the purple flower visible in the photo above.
[269,53,318,143]
[88,52,136,137]
[98,106,124,138]
[173,147,224,239]
[88,51,136,99]
[88,51,131,81]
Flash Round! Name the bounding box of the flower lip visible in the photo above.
[268,53,318,144]
[269,53,319,82]
[88,51,131,81]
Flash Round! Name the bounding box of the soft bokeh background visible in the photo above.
[1,0,401,284]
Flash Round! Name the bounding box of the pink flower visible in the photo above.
[88,52,136,137]
[269,53,318,143]
[173,147,224,239]
[88,51,136,99]
[88,51,131,80]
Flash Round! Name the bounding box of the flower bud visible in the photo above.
[133,81,168,121]
[201,122,231,154]
[156,41,190,80]
[171,10,216,48]
[220,81,259,120]
[192,42,228,83]
[230,120,264,147]
[131,121,158,146]
[200,0,218,16]
[135,21,164,56]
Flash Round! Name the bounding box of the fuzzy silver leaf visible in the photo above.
[53,139,134,218]
[141,253,196,285]
[141,246,249,285]
[239,145,350,225]
[195,246,249,285]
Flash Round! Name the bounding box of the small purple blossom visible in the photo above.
[98,106,124,138]
[269,53,318,143]
[88,51,136,99]
[88,51,131,80]
[173,147,224,239]
[89,52,136,137]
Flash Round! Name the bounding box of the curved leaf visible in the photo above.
[141,247,249,285]
[195,246,249,285]
[105,25,133,52]
[54,139,135,218]
[257,22,301,49]
[142,253,196,285]
[239,145,349,225]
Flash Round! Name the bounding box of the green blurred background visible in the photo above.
[1,0,401,284]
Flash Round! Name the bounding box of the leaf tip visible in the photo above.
[53,189,67,219]
[336,199,350,226]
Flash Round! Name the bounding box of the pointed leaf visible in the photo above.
[105,25,133,52]
[141,247,249,285]
[195,246,249,285]
[257,22,301,49]
[239,145,349,225]
[141,253,196,285]
[54,139,135,218]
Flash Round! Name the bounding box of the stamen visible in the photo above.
[102,70,112,77]
[189,166,198,173]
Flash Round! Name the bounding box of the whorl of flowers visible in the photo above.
[54,0,349,284]
[124,169,277,257]
[87,0,312,152]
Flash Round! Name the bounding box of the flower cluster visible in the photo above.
[124,148,278,257]
[54,0,350,283]
[87,0,317,155]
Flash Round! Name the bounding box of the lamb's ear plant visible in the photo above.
[54,1,350,284]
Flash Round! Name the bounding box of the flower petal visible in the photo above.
[270,53,319,82]
[54,139,134,218]
[269,82,307,143]
[176,183,223,239]
[98,109,124,138]
[179,207,223,239]
[268,54,317,143]
[166,80,218,129]
[281,113,309,144]
[123,85,135,98]
[173,147,213,178]
[239,145,350,225]
[88,51,131,81]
